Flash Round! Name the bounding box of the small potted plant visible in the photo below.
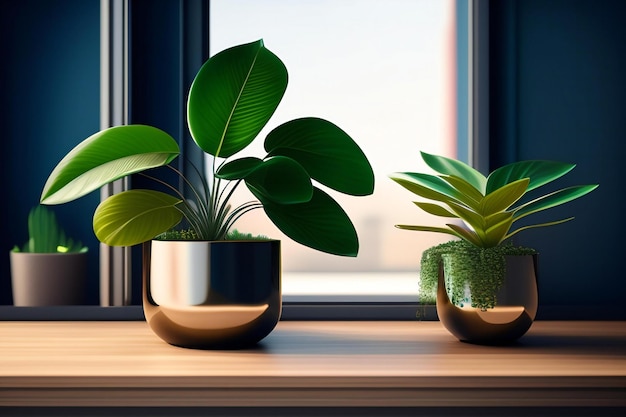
[390,151,597,344]
[10,205,88,306]
[40,39,374,348]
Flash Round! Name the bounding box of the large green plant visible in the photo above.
[389,152,597,249]
[40,40,374,256]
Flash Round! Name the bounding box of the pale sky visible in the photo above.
[209,0,457,274]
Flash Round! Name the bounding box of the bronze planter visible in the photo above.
[437,254,538,344]
[142,240,281,349]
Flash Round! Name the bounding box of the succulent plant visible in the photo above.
[390,151,598,248]
[13,205,87,254]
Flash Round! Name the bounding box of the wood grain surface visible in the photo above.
[0,320,624,407]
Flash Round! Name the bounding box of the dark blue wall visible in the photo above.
[490,0,626,316]
[127,0,208,304]
[0,0,207,306]
[2,0,624,316]
[0,0,101,304]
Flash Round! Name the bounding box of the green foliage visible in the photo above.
[156,228,269,241]
[40,40,374,256]
[156,229,200,241]
[13,206,87,253]
[226,229,270,241]
[390,152,598,248]
[420,240,536,309]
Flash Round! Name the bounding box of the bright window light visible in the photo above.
[210,0,458,301]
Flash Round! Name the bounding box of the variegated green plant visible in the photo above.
[389,151,598,248]
[40,40,374,256]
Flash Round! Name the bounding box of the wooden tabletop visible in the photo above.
[0,320,624,408]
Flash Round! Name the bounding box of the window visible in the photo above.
[210,0,467,303]
[0,0,473,319]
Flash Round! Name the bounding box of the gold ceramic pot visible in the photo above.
[437,254,538,344]
[142,239,281,349]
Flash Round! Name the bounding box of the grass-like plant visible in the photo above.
[390,152,598,309]
[40,40,374,256]
[12,205,87,254]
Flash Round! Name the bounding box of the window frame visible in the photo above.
[0,0,480,321]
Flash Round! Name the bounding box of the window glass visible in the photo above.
[210,0,459,301]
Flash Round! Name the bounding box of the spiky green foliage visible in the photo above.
[420,240,536,309]
[226,229,270,241]
[12,206,87,253]
[40,40,374,256]
[390,152,598,248]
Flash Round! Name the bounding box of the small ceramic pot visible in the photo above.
[10,251,87,306]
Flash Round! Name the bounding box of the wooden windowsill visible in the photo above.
[0,320,624,409]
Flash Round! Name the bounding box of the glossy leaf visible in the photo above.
[486,160,575,194]
[41,125,180,204]
[260,187,359,256]
[505,217,575,240]
[216,157,263,180]
[245,156,313,204]
[442,175,484,207]
[446,224,483,247]
[446,201,485,236]
[389,172,465,205]
[187,39,288,158]
[484,211,514,229]
[265,118,374,196]
[483,215,514,247]
[395,224,461,237]
[480,178,529,216]
[93,190,183,246]
[421,151,487,193]
[414,202,457,218]
[512,184,599,220]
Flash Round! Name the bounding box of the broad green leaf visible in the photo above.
[484,211,514,229]
[505,217,575,241]
[216,157,263,180]
[395,224,461,238]
[414,202,457,218]
[482,215,514,247]
[512,184,598,220]
[441,175,483,210]
[265,117,374,196]
[480,178,529,216]
[446,224,483,247]
[187,39,288,158]
[421,151,487,193]
[245,156,313,204]
[41,125,180,204]
[389,172,465,206]
[260,187,359,256]
[93,190,183,246]
[446,201,486,239]
[486,160,575,194]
